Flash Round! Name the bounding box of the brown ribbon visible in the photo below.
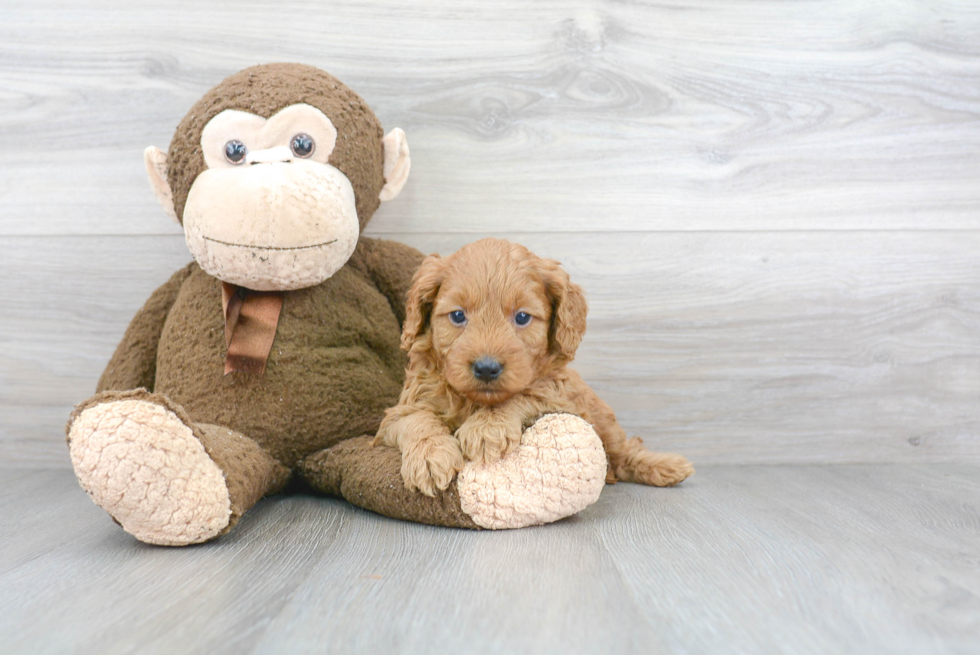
[221,282,284,376]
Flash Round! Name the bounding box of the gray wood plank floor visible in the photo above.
[2,465,978,655]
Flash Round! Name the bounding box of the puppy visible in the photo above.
[374,238,694,497]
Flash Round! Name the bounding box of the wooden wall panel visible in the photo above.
[2,232,976,467]
[2,1,980,236]
[1,0,978,466]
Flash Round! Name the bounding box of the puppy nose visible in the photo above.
[472,357,503,382]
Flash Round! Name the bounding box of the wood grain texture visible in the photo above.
[1,465,977,654]
[1,1,980,235]
[2,3,978,653]
[0,2,978,464]
[2,231,977,467]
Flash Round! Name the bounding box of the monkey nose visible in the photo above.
[245,146,293,165]
[472,357,504,382]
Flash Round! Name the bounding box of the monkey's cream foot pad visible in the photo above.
[67,399,231,546]
[457,413,607,529]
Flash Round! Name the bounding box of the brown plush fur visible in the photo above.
[375,238,694,497]
[83,237,424,538]
[97,237,423,468]
[299,436,480,529]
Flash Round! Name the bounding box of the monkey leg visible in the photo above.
[299,413,607,529]
[67,389,289,546]
[299,435,480,528]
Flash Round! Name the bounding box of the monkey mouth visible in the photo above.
[202,236,338,251]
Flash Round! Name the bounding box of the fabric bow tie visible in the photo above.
[221,282,284,375]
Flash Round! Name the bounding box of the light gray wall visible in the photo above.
[1,0,978,467]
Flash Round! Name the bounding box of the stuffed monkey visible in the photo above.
[66,64,607,545]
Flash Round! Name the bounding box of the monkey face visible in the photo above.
[143,64,411,292]
[181,104,359,291]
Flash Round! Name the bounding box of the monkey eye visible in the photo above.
[290,133,315,158]
[224,140,247,164]
[514,311,532,327]
[448,310,467,326]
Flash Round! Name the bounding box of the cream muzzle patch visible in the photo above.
[200,104,338,170]
[184,105,358,291]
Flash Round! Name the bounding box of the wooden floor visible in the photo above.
[2,465,977,655]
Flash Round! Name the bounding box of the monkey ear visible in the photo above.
[401,254,444,352]
[144,146,179,224]
[379,128,410,203]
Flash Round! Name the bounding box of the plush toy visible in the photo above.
[66,63,607,545]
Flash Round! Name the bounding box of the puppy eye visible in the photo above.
[448,310,467,326]
[224,140,248,164]
[290,133,315,158]
[514,311,532,326]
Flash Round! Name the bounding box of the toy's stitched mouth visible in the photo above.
[203,236,337,251]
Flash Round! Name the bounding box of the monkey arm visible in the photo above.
[349,237,426,327]
[96,263,196,393]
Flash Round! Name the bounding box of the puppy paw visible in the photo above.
[400,435,465,497]
[456,412,522,465]
[627,451,695,487]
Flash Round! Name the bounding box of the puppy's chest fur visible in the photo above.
[428,369,583,433]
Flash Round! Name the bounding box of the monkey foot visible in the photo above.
[456,413,607,529]
[67,397,231,546]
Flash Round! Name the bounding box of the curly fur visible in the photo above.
[375,238,694,496]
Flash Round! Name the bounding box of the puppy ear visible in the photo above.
[401,254,445,352]
[540,259,588,362]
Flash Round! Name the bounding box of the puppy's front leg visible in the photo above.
[376,407,464,497]
[455,404,524,465]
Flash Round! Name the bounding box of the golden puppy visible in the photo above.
[374,238,694,496]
